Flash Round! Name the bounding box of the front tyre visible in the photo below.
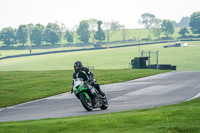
[100,97,108,110]
[80,94,93,111]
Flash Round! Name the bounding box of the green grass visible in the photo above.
[0,69,170,108]
[107,28,184,41]
[0,27,199,132]
[0,96,199,133]
[0,41,200,71]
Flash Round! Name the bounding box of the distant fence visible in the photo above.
[1,38,200,50]
[0,47,106,60]
[0,43,93,50]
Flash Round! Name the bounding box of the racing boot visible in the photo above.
[95,84,105,97]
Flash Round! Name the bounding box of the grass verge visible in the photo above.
[0,69,170,108]
[0,96,199,133]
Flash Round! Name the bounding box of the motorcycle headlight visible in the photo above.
[73,86,79,93]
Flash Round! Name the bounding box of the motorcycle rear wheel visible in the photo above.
[80,94,93,111]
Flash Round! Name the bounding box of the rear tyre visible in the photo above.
[100,97,108,110]
[80,94,93,111]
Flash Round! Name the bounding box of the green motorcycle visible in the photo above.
[73,78,108,111]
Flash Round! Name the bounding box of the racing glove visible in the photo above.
[71,87,73,94]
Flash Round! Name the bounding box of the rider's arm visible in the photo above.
[71,73,76,93]
[72,72,76,85]
[84,67,94,79]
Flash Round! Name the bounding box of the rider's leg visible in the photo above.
[93,83,105,97]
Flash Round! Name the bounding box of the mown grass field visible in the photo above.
[110,27,185,41]
[0,69,170,108]
[0,41,200,71]
[0,97,199,133]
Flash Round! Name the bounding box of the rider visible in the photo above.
[71,61,105,97]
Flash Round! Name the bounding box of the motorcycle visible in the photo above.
[72,78,108,111]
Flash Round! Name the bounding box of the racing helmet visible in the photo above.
[74,61,83,72]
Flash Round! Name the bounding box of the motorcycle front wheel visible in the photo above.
[80,94,93,111]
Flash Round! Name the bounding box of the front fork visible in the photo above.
[81,92,89,99]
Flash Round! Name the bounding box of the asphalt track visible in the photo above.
[0,71,200,122]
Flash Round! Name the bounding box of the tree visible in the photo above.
[161,20,174,38]
[178,17,190,27]
[76,20,90,43]
[73,25,79,43]
[88,18,98,43]
[60,23,67,32]
[110,21,123,31]
[30,24,45,46]
[59,23,67,44]
[64,30,74,43]
[0,27,17,46]
[171,21,178,27]
[189,11,200,34]
[26,23,34,36]
[17,25,28,46]
[178,27,189,38]
[44,23,62,45]
[102,22,111,43]
[103,20,122,43]
[172,17,190,27]
[121,25,128,42]
[140,13,156,29]
[94,21,105,43]
[151,18,162,39]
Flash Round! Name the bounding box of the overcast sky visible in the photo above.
[0,0,199,30]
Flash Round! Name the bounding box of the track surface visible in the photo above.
[0,71,200,122]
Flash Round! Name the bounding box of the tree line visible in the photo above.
[0,11,200,47]
[0,19,123,47]
[139,11,200,39]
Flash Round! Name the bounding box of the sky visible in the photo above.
[0,0,199,30]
